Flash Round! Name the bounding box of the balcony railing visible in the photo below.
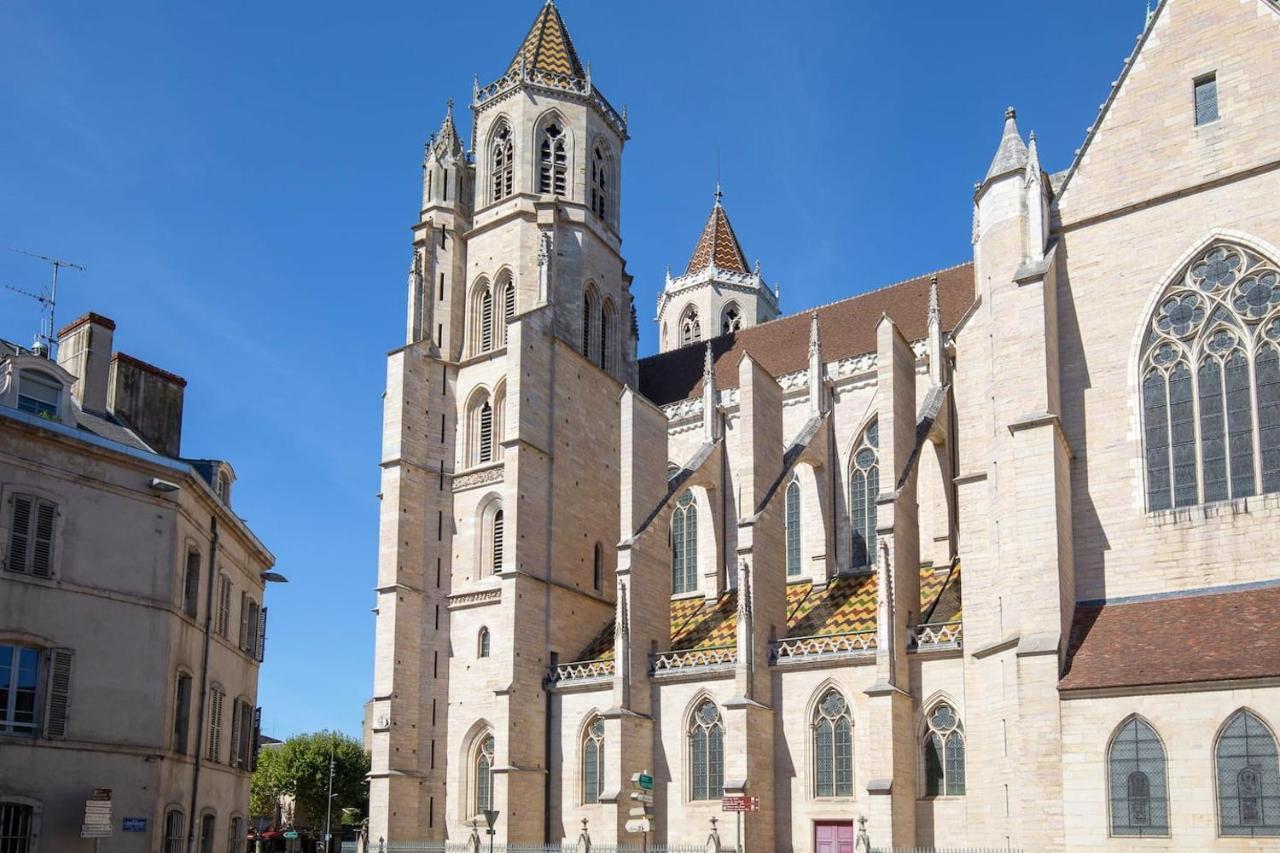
[909,621,963,651]
[651,645,737,676]
[547,658,614,685]
[770,631,876,664]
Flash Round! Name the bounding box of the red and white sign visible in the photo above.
[720,795,759,813]
[82,789,113,838]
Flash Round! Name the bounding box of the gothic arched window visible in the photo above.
[849,421,879,570]
[591,145,611,223]
[490,123,513,202]
[786,478,802,577]
[1216,709,1280,836]
[474,734,495,815]
[582,716,605,805]
[689,700,724,801]
[477,627,490,658]
[722,304,742,335]
[491,509,504,575]
[680,307,702,347]
[671,491,698,595]
[496,275,515,348]
[1108,717,1169,837]
[470,280,494,355]
[478,402,494,464]
[922,702,965,797]
[1140,241,1280,511]
[812,689,853,798]
[538,121,567,196]
[600,298,617,372]
[583,286,599,361]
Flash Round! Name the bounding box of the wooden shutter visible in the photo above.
[230,696,241,763]
[7,494,32,573]
[207,688,223,762]
[238,592,249,650]
[250,706,262,771]
[31,500,55,577]
[44,647,73,738]
[256,607,267,663]
[216,576,231,637]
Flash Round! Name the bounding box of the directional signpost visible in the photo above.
[628,772,654,852]
[81,789,113,853]
[721,794,759,853]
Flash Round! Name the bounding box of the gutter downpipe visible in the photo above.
[187,515,219,852]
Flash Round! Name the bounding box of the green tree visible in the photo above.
[250,731,370,828]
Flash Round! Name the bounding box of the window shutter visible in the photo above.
[229,699,242,767]
[44,647,73,738]
[250,707,262,771]
[7,494,33,573]
[31,500,56,577]
[207,688,224,762]
[217,576,231,638]
[256,607,267,663]
[238,592,249,650]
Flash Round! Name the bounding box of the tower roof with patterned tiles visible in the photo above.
[507,0,586,80]
[685,188,751,276]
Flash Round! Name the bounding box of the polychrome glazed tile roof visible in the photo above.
[685,196,750,276]
[571,565,961,663]
[507,1,585,80]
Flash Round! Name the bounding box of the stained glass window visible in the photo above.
[582,717,605,804]
[672,492,698,594]
[922,702,964,797]
[786,479,802,577]
[1217,710,1280,836]
[689,700,723,801]
[850,421,879,569]
[476,734,495,815]
[1108,717,1169,836]
[812,689,853,798]
[1141,243,1280,509]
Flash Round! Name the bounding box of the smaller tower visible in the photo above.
[656,187,779,352]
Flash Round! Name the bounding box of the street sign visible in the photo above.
[624,818,651,834]
[629,791,653,805]
[633,772,654,790]
[720,795,759,812]
[81,792,113,839]
[122,818,147,832]
[484,809,499,832]
[283,831,299,840]
[628,806,648,817]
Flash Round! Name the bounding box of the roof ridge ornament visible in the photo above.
[983,105,1028,184]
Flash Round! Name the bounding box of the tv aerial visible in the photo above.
[4,248,86,358]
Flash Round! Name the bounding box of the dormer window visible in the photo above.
[17,371,61,419]
[216,471,231,505]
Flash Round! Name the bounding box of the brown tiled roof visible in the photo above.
[1059,584,1280,692]
[685,198,750,276]
[506,1,585,79]
[571,565,959,662]
[639,263,975,407]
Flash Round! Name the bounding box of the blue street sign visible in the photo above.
[122,818,147,832]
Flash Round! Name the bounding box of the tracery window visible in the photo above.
[591,145,610,222]
[1108,717,1169,837]
[474,734,495,815]
[849,421,879,570]
[490,123,513,202]
[681,308,702,347]
[582,716,605,805]
[922,702,965,797]
[786,478,802,577]
[1141,242,1280,510]
[722,304,742,335]
[1216,709,1280,836]
[812,689,853,798]
[689,700,724,801]
[671,491,698,595]
[538,122,567,196]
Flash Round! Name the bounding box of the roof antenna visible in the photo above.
[5,248,86,359]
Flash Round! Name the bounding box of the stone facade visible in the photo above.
[0,316,275,853]
[368,2,1280,850]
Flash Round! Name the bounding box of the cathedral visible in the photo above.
[366,1,1280,850]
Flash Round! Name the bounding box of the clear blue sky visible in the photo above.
[0,0,1146,738]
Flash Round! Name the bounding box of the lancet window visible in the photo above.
[849,421,879,570]
[1108,717,1170,837]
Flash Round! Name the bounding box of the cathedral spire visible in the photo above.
[507,0,585,80]
[983,106,1028,184]
[428,98,464,160]
[685,188,750,276]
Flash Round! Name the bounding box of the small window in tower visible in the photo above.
[539,122,567,197]
[1194,74,1219,126]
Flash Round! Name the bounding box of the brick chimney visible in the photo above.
[55,313,116,414]
[108,353,187,458]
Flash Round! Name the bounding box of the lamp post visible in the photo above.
[323,739,336,853]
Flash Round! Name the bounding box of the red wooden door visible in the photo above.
[814,821,854,853]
